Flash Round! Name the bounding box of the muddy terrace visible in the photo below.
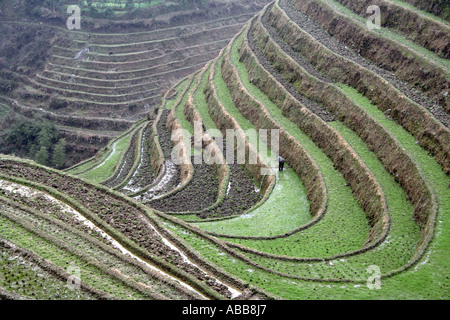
[0,0,449,301]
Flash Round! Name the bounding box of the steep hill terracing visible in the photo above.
[0,0,271,167]
[0,0,448,300]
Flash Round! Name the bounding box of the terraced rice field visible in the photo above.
[0,0,448,300]
[0,0,271,167]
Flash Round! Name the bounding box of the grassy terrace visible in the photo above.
[175,73,201,136]
[190,49,311,236]
[0,160,233,300]
[165,78,189,111]
[67,159,98,175]
[331,0,450,57]
[67,119,146,176]
[0,215,147,300]
[180,60,268,218]
[0,178,200,300]
[195,170,310,237]
[21,85,159,107]
[0,239,95,300]
[1,0,447,301]
[269,1,449,176]
[192,64,221,136]
[78,128,136,184]
[165,186,447,300]
[238,118,419,279]
[35,74,162,94]
[176,84,447,298]
[212,54,271,164]
[217,31,369,253]
[389,0,450,26]
[234,14,440,275]
[161,85,448,296]
[324,0,450,72]
[167,65,225,221]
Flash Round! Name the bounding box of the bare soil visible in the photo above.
[0,160,233,298]
[122,122,156,192]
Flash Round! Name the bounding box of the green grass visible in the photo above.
[67,159,97,175]
[220,32,370,257]
[213,55,272,164]
[193,54,309,235]
[165,78,189,110]
[195,169,311,237]
[166,209,447,299]
[162,86,450,296]
[67,128,140,176]
[79,130,133,184]
[334,84,449,296]
[208,52,317,237]
[175,73,201,136]
[193,66,221,135]
[240,119,420,280]
[0,215,146,299]
[0,239,95,300]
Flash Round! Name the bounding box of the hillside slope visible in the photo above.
[0,0,271,167]
[0,0,448,300]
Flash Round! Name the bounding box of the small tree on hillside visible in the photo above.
[35,146,49,166]
[125,0,134,12]
[52,138,66,169]
[37,126,52,150]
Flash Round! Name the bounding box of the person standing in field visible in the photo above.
[278,155,285,172]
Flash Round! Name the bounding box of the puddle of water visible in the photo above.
[91,140,119,171]
[135,160,179,202]
[226,181,232,197]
